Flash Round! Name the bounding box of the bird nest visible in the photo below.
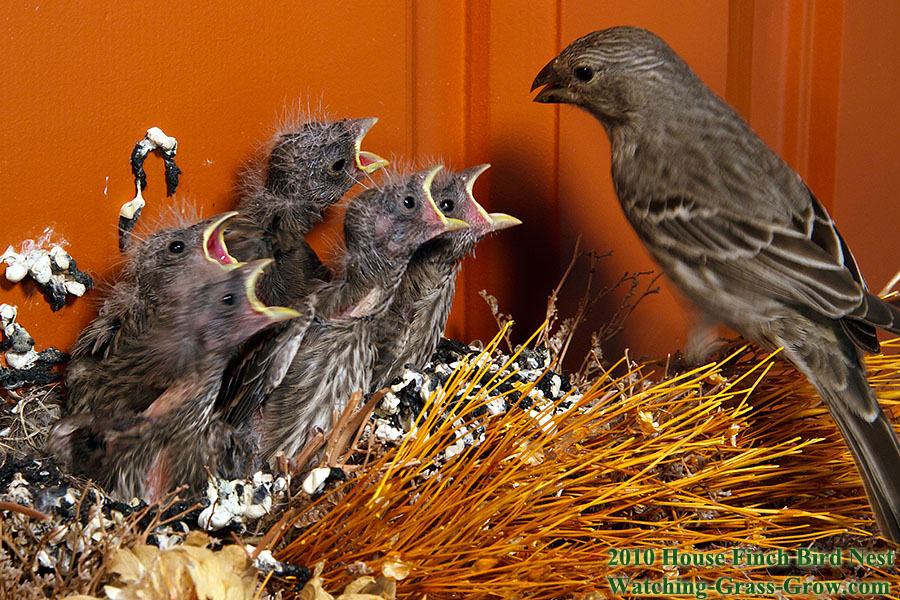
[2,265,899,599]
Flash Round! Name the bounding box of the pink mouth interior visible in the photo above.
[465,205,492,232]
[207,231,236,265]
[358,153,376,167]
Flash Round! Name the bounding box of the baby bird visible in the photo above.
[66,212,240,414]
[222,166,468,463]
[225,117,389,305]
[49,259,300,501]
[372,164,521,389]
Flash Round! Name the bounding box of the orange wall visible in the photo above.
[2,1,899,368]
[833,1,900,294]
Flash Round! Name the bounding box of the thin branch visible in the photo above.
[0,501,50,522]
[879,266,900,297]
[539,235,583,349]
[478,290,514,352]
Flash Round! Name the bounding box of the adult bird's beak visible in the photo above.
[242,259,302,323]
[203,211,240,266]
[423,165,470,236]
[353,117,390,174]
[531,58,576,104]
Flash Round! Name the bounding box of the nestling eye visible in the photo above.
[331,158,346,172]
[168,241,185,254]
[574,65,594,82]
[403,196,416,209]
[439,199,454,214]
[221,294,235,305]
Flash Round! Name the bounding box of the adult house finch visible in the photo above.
[221,166,468,464]
[224,117,389,305]
[532,26,900,541]
[371,164,521,390]
[66,211,240,414]
[49,259,300,501]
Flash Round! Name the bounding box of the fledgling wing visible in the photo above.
[55,259,301,501]
[216,301,316,428]
[254,166,472,462]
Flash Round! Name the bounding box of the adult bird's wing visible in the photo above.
[631,187,898,352]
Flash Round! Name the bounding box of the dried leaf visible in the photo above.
[101,535,256,600]
[380,554,410,581]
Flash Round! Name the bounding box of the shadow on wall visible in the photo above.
[475,130,677,371]
[461,134,562,350]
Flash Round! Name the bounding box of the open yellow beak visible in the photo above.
[243,259,301,322]
[354,117,390,175]
[458,164,521,232]
[423,165,469,233]
[203,211,240,266]
[462,163,494,229]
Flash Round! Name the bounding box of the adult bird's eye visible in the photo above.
[403,196,416,209]
[439,199,454,213]
[221,294,235,306]
[574,65,594,82]
[331,158,346,172]
[168,241,185,254]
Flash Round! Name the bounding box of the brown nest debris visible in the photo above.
[2,250,899,598]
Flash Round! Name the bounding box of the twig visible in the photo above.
[290,430,327,475]
[345,389,388,466]
[576,271,661,382]
[555,250,602,366]
[879,267,900,297]
[323,389,380,466]
[250,506,299,560]
[0,501,50,521]
[478,290,514,352]
[539,235,583,349]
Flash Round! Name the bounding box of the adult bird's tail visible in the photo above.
[819,381,900,543]
[801,339,900,543]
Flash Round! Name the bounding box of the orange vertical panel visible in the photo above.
[833,1,900,294]
[451,0,494,343]
[802,1,843,209]
[452,0,497,343]
[409,1,471,342]
[748,0,793,155]
[776,1,810,175]
[466,0,563,346]
[554,1,730,362]
[410,1,467,162]
[727,0,756,118]
[751,0,842,213]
